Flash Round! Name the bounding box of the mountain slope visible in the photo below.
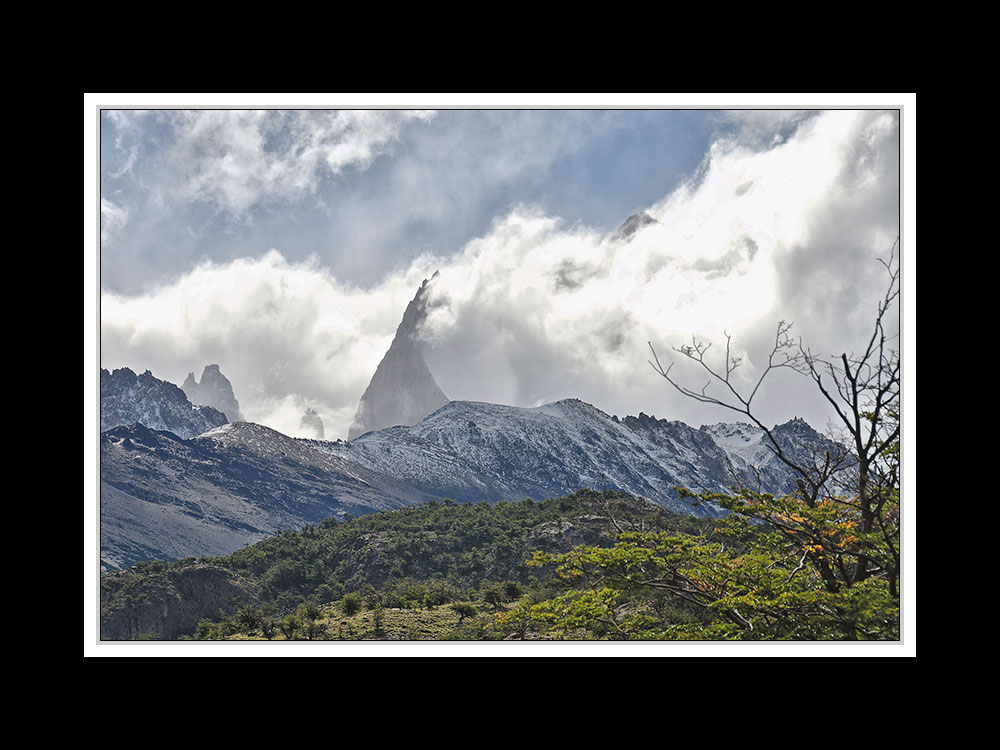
[100,489,709,640]
[99,421,434,571]
[100,394,837,572]
[324,399,835,517]
[700,417,847,493]
[101,367,228,439]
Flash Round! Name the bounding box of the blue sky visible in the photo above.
[92,96,910,441]
[100,109,727,293]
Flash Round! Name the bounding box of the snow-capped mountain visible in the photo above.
[182,364,245,423]
[99,394,837,570]
[101,367,228,439]
[700,417,846,492]
[323,398,834,517]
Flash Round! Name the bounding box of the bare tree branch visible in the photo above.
[647,239,902,593]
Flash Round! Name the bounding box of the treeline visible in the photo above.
[101,490,717,640]
[102,483,899,641]
[211,491,710,610]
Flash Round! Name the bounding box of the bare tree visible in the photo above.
[647,240,901,596]
[794,240,900,588]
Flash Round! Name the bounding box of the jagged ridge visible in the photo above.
[326,398,836,517]
[101,367,228,439]
[182,364,244,423]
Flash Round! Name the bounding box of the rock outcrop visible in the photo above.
[347,275,449,440]
[100,367,228,439]
[182,364,244,423]
[613,211,658,241]
[100,563,260,640]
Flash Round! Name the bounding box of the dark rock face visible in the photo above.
[100,367,228,439]
[100,563,260,640]
[348,275,449,440]
[613,212,658,241]
[182,364,245,423]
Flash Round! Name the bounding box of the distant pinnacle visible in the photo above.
[182,364,245,423]
[347,276,448,440]
[300,408,325,440]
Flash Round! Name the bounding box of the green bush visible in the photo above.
[341,593,362,616]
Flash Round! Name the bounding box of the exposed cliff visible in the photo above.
[100,562,260,640]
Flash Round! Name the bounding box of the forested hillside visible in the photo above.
[100,486,899,642]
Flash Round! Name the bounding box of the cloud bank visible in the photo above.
[99,109,709,295]
[166,109,436,217]
[106,109,436,219]
[100,109,900,439]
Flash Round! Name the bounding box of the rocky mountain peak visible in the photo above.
[101,367,228,439]
[182,364,244,423]
[347,276,449,441]
[773,416,813,435]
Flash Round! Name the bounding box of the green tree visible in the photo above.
[502,581,522,601]
[479,582,505,610]
[371,606,385,636]
[235,604,261,633]
[279,614,301,640]
[362,584,386,637]
[503,509,897,640]
[451,602,477,624]
[341,592,362,617]
[297,601,320,621]
[260,616,276,640]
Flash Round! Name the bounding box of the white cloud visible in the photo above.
[100,109,900,438]
[109,144,139,179]
[418,109,900,427]
[100,198,129,243]
[100,250,439,439]
[165,110,435,217]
